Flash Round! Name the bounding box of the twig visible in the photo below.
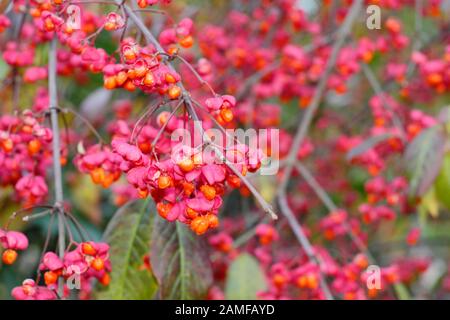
[5,205,54,229]
[361,64,406,141]
[22,209,51,222]
[130,100,162,143]
[60,107,106,144]
[172,53,217,95]
[278,192,333,299]
[296,163,337,212]
[295,162,375,263]
[150,99,183,149]
[35,213,55,284]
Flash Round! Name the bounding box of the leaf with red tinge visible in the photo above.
[150,216,213,299]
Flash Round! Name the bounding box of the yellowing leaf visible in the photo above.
[72,175,101,224]
[420,186,439,218]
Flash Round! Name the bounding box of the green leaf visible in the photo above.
[0,57,9,81]
[403,126,447,197]
[434,153,450,210]
[420,186,440,219]
[150,217,213,299]
[225,253,267,300]
[94,199,157,300]
[393,283,411,300]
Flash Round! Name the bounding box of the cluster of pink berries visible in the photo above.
[74,144,122,188]
[4,232,111,300]
[109,135,263,235]
[0,111,61,206]
[0,229,29,265]
[358,176,408,224]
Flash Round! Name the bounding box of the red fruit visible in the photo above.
[134,62,147,78]
[122,46,137,62]
[385,18,401,33]
[44,271,59,285]
[179,35,194,48]
[101,173,115,188]
[227,175,241,188]
[167,46,179,56]
[157,202,173,219]
[190,217,209,235]
[104,21,116,31]
[220,108,233,123]
[82,242,97,256]
[137,188,149,199]
[138,142,151,153]
[91,258,105,271]
[168,85,181,100]
[205,214,219,229]
[353,254,369,269]
[123,80,136,91]
[137,0,147,8]
[100,273,110,286]
[2,249,18,265]
[178,158,194,172]
[28,139,41,155]
[158,175,172,189]
[306,274,318,289]
[165,73,177,84]
[1,138,13,152]
[144,72,155,86]
[90,167,105,184]
[200,185,216,200]
[43,18,55,32]
[296,276,308,288]
[361,51,373,63]
[427,73,443,86]
[182,181,195,196]
[115,71,128,86]
[104,76,117,89]
[272,274,287,288]
[186,207,198,219]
